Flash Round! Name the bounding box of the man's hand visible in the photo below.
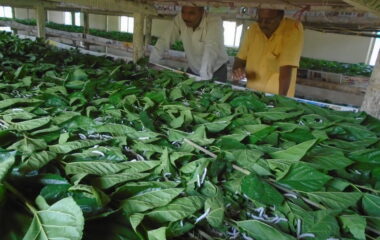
[232,57,247,82]
[232,67,246,81]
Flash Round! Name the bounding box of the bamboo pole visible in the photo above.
[145,15,152,50]
[133,12,145,62]
[83,11,90,50]
[35,5,46,38]
[71,11,75,26]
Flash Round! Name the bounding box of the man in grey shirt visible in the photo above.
[149,6,229,82]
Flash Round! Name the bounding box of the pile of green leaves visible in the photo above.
[0,17,37,26]
[300,57,373,77]
[227,47,239,57]
[1,32,380,240]
[46,21,84,33]
[0,17,158,44]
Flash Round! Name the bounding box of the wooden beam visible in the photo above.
[0,0,156,17]
[0,0,37,8]
[36,5,46,38]
[133,12,145,63]
[0,0,58,9]
[145,15,152,48]
[153,3,380,27]
[306,27,380,38]
[343,0,380,16]
[301,11,380,27]
[46,0,156,15]
[153,0,355,11]
[361,49,380,119]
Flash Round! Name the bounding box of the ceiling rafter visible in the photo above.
[152,0,354,11]
[343,0,380,16]
[0,0,156,15]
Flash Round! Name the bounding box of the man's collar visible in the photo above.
[274,18,286,34]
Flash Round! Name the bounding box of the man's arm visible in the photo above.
[149,16,180,63]
[278,20,304,96]
[199,17,226,80]
[279,65,294,96]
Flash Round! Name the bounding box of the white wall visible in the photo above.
[302,29,373,64]
[47,11,65,24]
[107,16,120,31]
[89,14,106,30]
[14,8,35,19]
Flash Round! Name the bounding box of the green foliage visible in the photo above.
[300,57,373,77]
[0,32,379,240]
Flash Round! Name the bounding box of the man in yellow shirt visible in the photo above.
[232,9,304,97]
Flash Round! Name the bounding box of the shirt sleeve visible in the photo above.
[278,21,304,67]
[149,15,180,64]
[199,17,226,80]
[236,24,254,61]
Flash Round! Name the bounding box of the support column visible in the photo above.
[71,11,75,26]
[11,7,15,19]
[133,12,145,63]
[83,12,90,49]
[71,11,77,46]
[36,6,46,39]
[11,7,17,34]
[361,48,380,119]
[145,15,152,49]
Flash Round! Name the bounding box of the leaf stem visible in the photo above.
[353,184,380,194]
[350,183,362,193]
[198,230,214,240]
[3,181,37,214]
[232,164,250,175]
[366,234,376,240]
[269,180,326,209]
[367,226,380,237]
[184,139,217,158]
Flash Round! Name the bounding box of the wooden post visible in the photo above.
[133,12,145,62]
[145,15,152,49]
[83,12,90,49]
[361,48,380,119]
[71,11,75,26]
[83,12,89,34]
[11,7,17,34]
[36,6,46,39]
[11,7,15,19]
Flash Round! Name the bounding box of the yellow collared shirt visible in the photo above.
[237,18,304,97]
